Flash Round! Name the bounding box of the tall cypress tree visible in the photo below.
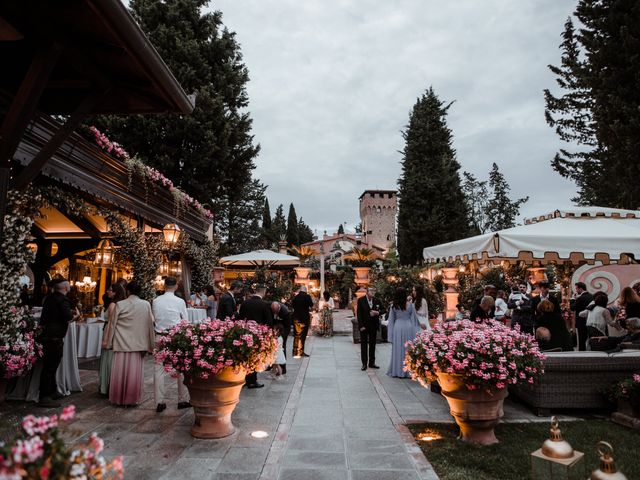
[297,218,314,244]
[484,163,528,232]
[93,0,260,247]
[272,204,286,241]
[397,87,469,265]
[544,2,640,207]
[286,203,299,246]
[261,198,273,247]
[337,224,345,235]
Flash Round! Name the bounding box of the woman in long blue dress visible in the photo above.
[387,287,421,378]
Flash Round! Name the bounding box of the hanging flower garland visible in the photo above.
[0,186,90,379]
[83,126,214,220]
[176,232,219,291]
[103,212,163,301]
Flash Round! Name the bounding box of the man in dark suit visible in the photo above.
[271,301,291,373]
[531,281,561,324]
[38,279,81,407]
[217,281,243,320]
[238,286,273,389]
[357,287,383,371]
[292,286,314,358]
[570,281,593,351]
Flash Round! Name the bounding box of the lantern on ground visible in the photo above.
[94,239,114,267]
[531,417,584,479]
[589,441,627,480]
[163,223,181,245]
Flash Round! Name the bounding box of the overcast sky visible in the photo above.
[212,0,578,236]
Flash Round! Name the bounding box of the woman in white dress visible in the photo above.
[412,285,430,331]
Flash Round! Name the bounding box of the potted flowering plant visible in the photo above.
[0,405,124,478]
[405,319,545,444]
[155,318,277,438]
[604,373,640,418]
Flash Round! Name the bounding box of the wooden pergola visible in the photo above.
[0,0,194,238]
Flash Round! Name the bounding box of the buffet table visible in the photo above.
[187,308,207,324]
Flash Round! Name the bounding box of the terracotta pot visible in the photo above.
[185,368,246,439]
[294,267,312,284]
[436,372,508,445]
[353,267,371,286]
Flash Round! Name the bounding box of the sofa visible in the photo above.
[509,350,640,416]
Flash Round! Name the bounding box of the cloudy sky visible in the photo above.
[212,0,578,236]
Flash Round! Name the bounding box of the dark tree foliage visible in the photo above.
[337,224,345,235]
[272,204,286,241]
[286,203,299,246]
[261,198,273,247]
[485,163,528,232]
[297,218,315,244]
[544,2,640,207]
[92,0,261,249]
[217,179,265,256]
[397,87,470,265]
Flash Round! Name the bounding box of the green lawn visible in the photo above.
[408,420,639,480]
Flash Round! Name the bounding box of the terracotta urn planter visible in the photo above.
[294,267,312,284]
[353,267,371,286]
[185,368,246,439]
[436,372,508,445]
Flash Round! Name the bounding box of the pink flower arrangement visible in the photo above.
[84,126,214,220]
[0,310,42,379]
[154,318,278,380]
[0,405,124,479]
[404,319,545,391]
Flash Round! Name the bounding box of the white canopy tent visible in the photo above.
[219,249,300,268]
[423,207,640,265]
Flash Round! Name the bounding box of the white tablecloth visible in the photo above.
[6,322,82,401]
[75,322,103,358]
[187,308,207,324]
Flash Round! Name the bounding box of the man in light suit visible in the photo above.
[357,287,383,371]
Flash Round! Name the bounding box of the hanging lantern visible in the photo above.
[26,242,38,255]
[163,223,181,245]
[159,254,170,276]
[94,239,114,267]
[170,259,182,277]
[589,441,627,480]
[531,417,584,480]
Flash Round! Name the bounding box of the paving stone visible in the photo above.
[347,437,405,455]
[159,457,221,479]
[351,470,421,480]
[217,447,269,473]
[286,433,344,452]
[282,450,347,469]
[277,468,349,480]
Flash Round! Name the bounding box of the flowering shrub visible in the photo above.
[155,318,278,380]
[85,126,213,220]
[604,373,640,410]
[0,405,124,479]
[404,319,545,391]
[0,309,42,379]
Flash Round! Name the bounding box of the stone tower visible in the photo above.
[359,190,397,251]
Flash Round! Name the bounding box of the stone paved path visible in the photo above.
[0,319,575,479]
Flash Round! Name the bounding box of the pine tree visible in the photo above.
[286,203,299,246]
[337,224,345,235]
[272,204,286,241]
[92,0,261,248]
[261,198,273,247]
[397,87,470,265]
[297,218,314,244]
[484,163,528,232]
[544,2,640,207]
[462,172,489,235]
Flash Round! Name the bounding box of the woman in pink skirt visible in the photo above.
[106,280,155,406]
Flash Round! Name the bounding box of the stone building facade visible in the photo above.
[359,190,397,251]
